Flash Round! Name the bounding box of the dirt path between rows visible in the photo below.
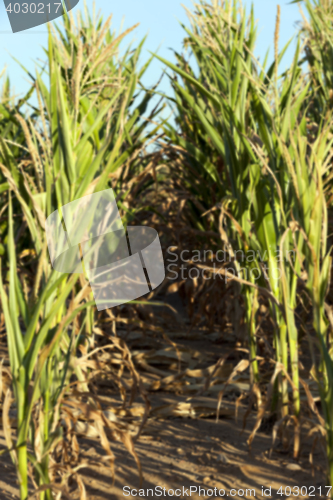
[0,400,328,499]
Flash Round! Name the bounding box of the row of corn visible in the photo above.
[0,0,333,498]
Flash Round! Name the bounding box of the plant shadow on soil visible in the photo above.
[0,410,328,499]
[0,291,329,499]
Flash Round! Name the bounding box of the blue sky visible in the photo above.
[0,0,304,99]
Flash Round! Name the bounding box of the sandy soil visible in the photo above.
[0,400,328,499]
[0,293,329,499]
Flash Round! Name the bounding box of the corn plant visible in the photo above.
[158,0,263,384]
[0,7,161,499]
[0,69,38,259]
[269,111,333,491]
[158,0,333,464]
[0,192,93,500]
[287,0,333,487]
[158,0,303,419]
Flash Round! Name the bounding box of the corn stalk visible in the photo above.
[0,7,160,499]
